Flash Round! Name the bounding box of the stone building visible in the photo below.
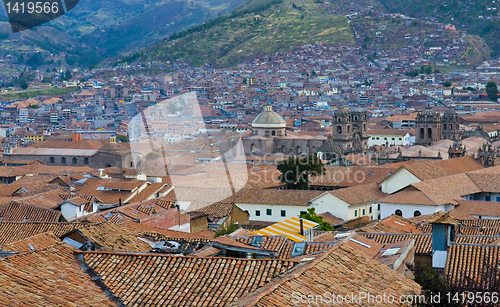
[415,106,443,146]
[3,136,135,169]
[415,106,461,146]
[442,107,460,140]
[236,104,367,158]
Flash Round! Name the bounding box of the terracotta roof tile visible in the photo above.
[0,202,61,222]
[328,183,387,205]
[360,233,433,255]
[0,242,116,306]
[445,243,500,290]
[82,251,297,306]
[0,222,89,244]
[234,243,421,306]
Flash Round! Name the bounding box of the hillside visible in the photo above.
[138,0,355,67]
[0,0,246,64]
[378,0,500,57]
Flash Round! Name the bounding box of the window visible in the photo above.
[414,210,421,217]
[369,207,372,214]
[255,210,260,217]
[266,209,272,216]
[391,138,395,141]
[384,137,387,140]
[49,157,54,164]
[84,157,89,165]
[281,210,286,217]
[300,211,307,216]
[354,210,357,217]
[399,138,402,141]
[61,157,66,164]
[378,204,380,210]
[337,125,342,134]
[395,209,403,216]
[496,197,500,202]
[362,209,365,216]
[485,195,491,201]
[72,157,77,164]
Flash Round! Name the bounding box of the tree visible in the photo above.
[443,81,452,87]
[64,70,72,81]
[299,208,335,231]
[215,222,240,237]
[116,134,128,142]
[486,81,498,102]
[277,154,325,190]
[19,78,28,90]
[242,77,247,84]
[424,66,434,74]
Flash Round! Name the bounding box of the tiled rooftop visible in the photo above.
[83,251,297,306]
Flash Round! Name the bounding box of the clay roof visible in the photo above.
[1,232,62,252]
[310,166,394,187]
[328,183,386,205]
[226,189,322,206]
[234,243,420,306]
[0,242,116,306]
[445,243,500,290]
[400,156,484,181]
[0,202,61,222]
[0,222,88,244]
[82,251,297,306]
[360,233,432,255]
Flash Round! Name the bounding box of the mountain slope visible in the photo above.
[0,0,246,61]
[378,0,500,56]
[138,0,355,67]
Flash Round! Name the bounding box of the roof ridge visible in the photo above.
[233,243,344,306]
[77,250,302,262]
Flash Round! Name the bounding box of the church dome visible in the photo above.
[252,104,286,128]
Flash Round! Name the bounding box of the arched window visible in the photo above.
[106,164,111,168]
[72,157,77,164]
[414,210,421,217]
[395,209,403,216]
[363,124,366,131]
[337,126,342,134]
[61,157,66,164]
[84,158,89,165]
[297,146,302,154]
[427,127,432,139]
[443,124,447,130]
[271,130,276,136]
[130,161,133,167]
[354,116,358,121]
[49,157,54,164]
[420,128,425,139]
[347,126,350,133]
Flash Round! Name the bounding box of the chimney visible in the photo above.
[72,133,82,142]
[430,213,457,269]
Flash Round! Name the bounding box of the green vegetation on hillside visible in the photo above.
[140,0,355,67]
[378,0,500,56]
